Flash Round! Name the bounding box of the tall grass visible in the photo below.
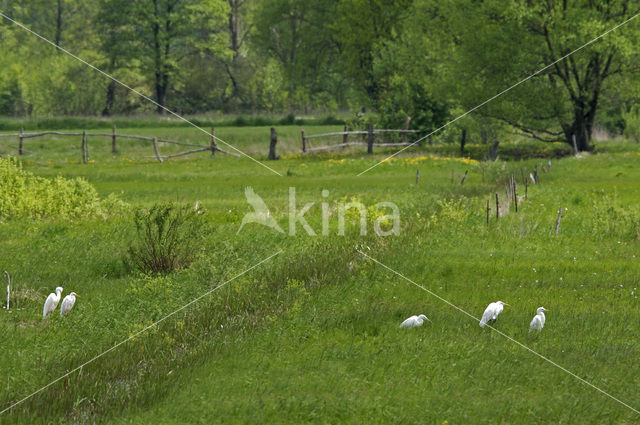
[1,134,639,424]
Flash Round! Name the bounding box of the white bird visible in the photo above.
[479,301,509,327]
[529,306,549,332]
[60,292,79,316]
[43,286,63,319]
[400,314,431,328]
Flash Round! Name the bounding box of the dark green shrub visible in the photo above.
[127,203,205,275]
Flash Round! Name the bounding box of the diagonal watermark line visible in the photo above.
[0,249,283,415]
[357,11,640,176]
[356,249,640,415]
[0,12,283,177]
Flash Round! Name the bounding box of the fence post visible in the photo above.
[512,175,518,212]
[111,124,117,154]
[4,271,10,310]
[152,137,163,162]
[82,131,88,163]
[19,127,23,155]
[571,134,578,155]
[367,123,374,154]
[210,128,217,157]
[495,193,499,220]
[555,207,563,235]
[343,125,348,148]
[402,116,411,145]
[301,130,306,153]
[416,169,420,185]
[268,127,278,160]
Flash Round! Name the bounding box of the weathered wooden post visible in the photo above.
[495,193,499,220]
[4,271,10,310]
[486,199,490,225]
[342,125,348,148]
[210,128,217,157]
[301,130,306,153]
[460,170,468,185]
[571,134,578,155]
[512,175,518,212]
[555,207,563,235]
[111,124,117,154]
[82,131,88,163]
[402,116,411,145]
[19,127,23,155]
[367,123,374,154]
[416,169,420,185]
[460,128,467,156]
[152,137,163,162]
[268,127,278,160]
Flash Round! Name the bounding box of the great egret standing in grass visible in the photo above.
[43,286,63,319]
[529,307,549,332]
[60,292,79,316]
[400,314,431,328]
[479,301,509,327]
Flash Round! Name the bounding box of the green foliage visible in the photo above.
[622,106,640,143]
[0,156,124,220]
[590,193,640,240]
[126,202,205,275]
[2,134,640,423]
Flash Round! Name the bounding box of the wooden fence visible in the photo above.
[300,118,423,154]
[0,125,238,163]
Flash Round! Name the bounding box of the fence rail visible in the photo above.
[301,117,423,154]
[0,126,238,162]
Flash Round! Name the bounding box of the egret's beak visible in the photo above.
[543,308,549,311]
[75,294,80,297]
[426,317,432,323]
[503,303,510,307]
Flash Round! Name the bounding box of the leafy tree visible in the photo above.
[251,0,345,110]
[370,0,450,130]
[332,0,412,103]
[127,0,229,114]
[440,0,640,151]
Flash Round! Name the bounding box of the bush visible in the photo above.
[126,203,205,275]
[0,156,125,220]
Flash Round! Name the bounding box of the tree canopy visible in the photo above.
[1,0,639,149]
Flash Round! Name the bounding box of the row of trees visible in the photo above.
[0,0,639,150]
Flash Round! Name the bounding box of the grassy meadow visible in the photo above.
[1,126,640,424]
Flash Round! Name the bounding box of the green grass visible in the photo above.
[1,129,640,424]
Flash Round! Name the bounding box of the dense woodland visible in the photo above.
[1,0,639,150]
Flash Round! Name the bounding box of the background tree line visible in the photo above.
[0,0,639,150]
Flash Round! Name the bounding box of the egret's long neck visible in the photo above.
[539,312,545,320]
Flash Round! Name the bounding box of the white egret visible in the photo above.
[400,314,431,328]
[60,292,79,316]
[479,301,509,327]
[43,286,63,319]
[529,307,549,332]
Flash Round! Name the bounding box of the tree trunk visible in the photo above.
[102,80,116,116]
[564,106,594,152]
[55,0,63,50]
